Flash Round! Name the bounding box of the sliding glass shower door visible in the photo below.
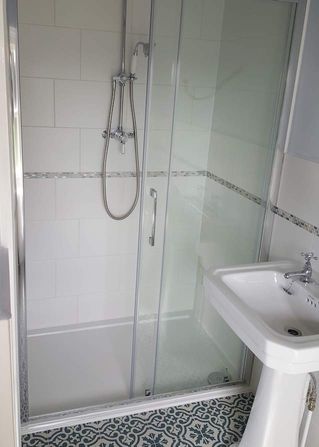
[134,0,296,396]
[14,0,297,423]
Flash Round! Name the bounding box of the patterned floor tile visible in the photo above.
[22,432,48,447]
[22,393,253,447]
[46,423,101,447]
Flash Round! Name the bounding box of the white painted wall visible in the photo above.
[269,1,319,445]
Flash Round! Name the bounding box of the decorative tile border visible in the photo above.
[207,171,266,207]
[24,170,319,236]
[271,205,319,237]
[22,393,254,447]
[24,170,208,179]
[23,170,264,206]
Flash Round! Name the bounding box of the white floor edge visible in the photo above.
[21,383,252,435]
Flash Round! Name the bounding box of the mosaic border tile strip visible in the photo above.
[22,393,254,447]
[23,170,264,206]
[272,205,319,237]
[23,170,208,179]
[206,171,266,207]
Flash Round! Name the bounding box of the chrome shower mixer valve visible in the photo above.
[102,128,135,145]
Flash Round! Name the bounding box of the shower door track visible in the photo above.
[21,382,252,435]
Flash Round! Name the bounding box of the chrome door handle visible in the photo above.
[149,188,157,247]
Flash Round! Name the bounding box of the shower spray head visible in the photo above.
[130,42,149,76]
[133,41,150,57]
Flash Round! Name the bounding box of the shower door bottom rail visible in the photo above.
[21,382,251,435]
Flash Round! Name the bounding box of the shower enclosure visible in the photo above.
[7,0,299,431]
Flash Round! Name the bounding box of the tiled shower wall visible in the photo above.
[19,0,151,330]
[20,0,223,330]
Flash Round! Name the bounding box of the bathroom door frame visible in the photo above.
[6,0,309,435]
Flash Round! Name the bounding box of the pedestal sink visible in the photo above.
[204,261,319,447]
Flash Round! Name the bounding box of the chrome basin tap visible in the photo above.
[284,252,318,284]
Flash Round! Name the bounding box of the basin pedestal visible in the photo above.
[232,365,309,447]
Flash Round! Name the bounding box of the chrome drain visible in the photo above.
[286,327,302,337]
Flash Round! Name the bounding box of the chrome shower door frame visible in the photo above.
[6,0,29,424]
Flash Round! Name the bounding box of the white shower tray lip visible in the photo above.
[204,261,319,374]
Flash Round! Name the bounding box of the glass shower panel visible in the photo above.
[132,0,182,397]
[153,0,295,394]
[19,0,151,416]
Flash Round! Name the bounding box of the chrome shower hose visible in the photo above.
[102,78,140,220]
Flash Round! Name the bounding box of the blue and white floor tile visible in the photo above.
[22,393,253,447]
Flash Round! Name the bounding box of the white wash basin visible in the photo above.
[204,262,319,374]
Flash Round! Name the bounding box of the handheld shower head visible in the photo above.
[130,41,149,75]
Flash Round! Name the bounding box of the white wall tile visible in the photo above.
[19,25,81,79]
[182,0,203,39]
[119,253,137,295]
[148,85,174,130]
[152,36,179,85]
[222,0,291,40]
[208,131,269,197]
[277,155,319,227]
[26,260,55,300]
[78,291,135,322]
[22,127,80,172]
[24,179,55,220]
[270,216,319,272]
[18,0,54,25]
[201,0,224,41]
[81,30,121,81]
[56,178,105,219]
[79,217,138,256]
[56,177,139,219]
[129,83,147,130]
[155,0,181,38]
[55,259,82,297]
[55,80,110,128]
[80,129,104,171]
[27,297,78,330]
[216,36,287,93]
[180,39,219,88]
[212,87,276,147]
[55,0,122,31]
[147,130,171,171]
[171,130,210,171]
[25,220,79,260]
[131,0,151,35]
[20,78,54,127]
[56,256,122,297]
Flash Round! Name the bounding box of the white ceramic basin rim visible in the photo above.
[204,262,319,374]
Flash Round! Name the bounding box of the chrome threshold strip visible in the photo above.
[21,382,251,435]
